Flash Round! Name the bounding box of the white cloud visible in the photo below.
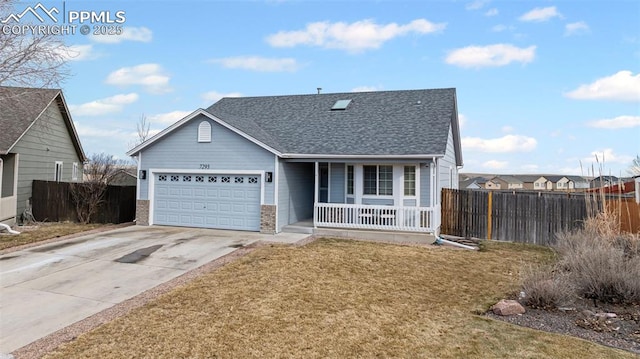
[462,134,537,153]
[466,0,489,10]
[148,110,193,125]
[585,148,633,165]
[105,64,171,94]
[501,125,514,133]
[587,115,640,129]
[491,24,508,32]
[90,27,153,44]
[266,18,446,53]
[69,93,138,117]
[564,21,589,36]
[445,44,536,68]
[56,44,96,61]
[351,85,382,92]
[201,91,243,103]
[519,6,561,22]
[73,122,126,138]
[564,71,640,102]
[483,160,508,169]
[485,8,498,16]
[209,56,300,72]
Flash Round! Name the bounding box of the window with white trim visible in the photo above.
[54,161,63,182]
[363,165,393,196]
[346,165,354,195]
[198,121,212,142]
[404,166,416,196]
[72,162,79,181]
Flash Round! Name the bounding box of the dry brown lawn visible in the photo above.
[46,239,636,359]
[0,222,105,251]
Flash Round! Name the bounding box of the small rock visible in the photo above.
[581,309,595,318]
[595,312,617,319]
[558,307,576,312]
[492,299,526,316]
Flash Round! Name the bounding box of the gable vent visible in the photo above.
[331,99,352,111]
[198,121,212,142]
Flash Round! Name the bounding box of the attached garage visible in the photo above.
[152,172,262,231]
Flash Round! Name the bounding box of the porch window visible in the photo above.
[404,166,416,196]
[363,165,393,196]
[346,165,354,195]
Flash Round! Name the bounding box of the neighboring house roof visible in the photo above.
[128,88,462,164]
[563,175,588,183]
[495,175,523,184]
[0,86,86,160]
[543,175,565,183]
[513,175,543,183]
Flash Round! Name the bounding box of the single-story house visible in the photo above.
[127,88,463,234]
[0,86,86,225]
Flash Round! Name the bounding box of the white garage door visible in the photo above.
[153,173,261,231]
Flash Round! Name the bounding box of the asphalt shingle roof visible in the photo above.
[205,88,457,156]
[0,86,60,153]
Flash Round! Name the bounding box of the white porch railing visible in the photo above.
[0,195,17,221]
[314,203,440,233]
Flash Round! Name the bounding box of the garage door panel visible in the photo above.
[154,173,261,231]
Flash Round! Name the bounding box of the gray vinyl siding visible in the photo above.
[362,198,394,205]
[277,161,314,230]
[420,161,432,207]
[438,125,458,192]
[403,199,417,206]
[329,163,345,203]
[139,115,276,204]
[11,104,83,218]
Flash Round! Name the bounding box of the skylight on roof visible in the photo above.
[331,99,352,110]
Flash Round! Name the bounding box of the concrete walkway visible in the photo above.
[0,225,308,353]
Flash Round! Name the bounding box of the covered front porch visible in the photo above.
[0,153,19,224]
[289,160,441,234]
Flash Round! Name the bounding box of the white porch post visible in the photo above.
[313,161,319,228]
[0,158,3,217]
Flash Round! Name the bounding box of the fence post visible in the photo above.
[487,191,493,240]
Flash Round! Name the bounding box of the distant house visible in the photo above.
[127,88,463,234]
[513,175,541,190]
[107,168,137,186]
[556,176,589,191]
[492,175,524,190]
[590,175,620,188]
[533,176,548,190]
[0,86,86,224]
[460,176,486,189]
[485,178,501,190]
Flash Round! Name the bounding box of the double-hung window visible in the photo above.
[346,165,354,195]
[363,165,393,196]
[404,166,416,196]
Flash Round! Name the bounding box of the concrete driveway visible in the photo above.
[0,225,308,353]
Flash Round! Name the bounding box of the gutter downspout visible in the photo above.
[0,223,20,235]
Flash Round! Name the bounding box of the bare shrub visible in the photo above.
[521,265,575,309]
[555,224,640,304]
[69,153,123,224]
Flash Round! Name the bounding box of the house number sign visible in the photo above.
[199,164,210,169]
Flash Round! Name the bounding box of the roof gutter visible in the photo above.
[280,153,445,159]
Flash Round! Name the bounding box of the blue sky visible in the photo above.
[7,0,640,176]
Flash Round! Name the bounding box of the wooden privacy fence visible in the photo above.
[441,189,638,246]
[32,180,136,224]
